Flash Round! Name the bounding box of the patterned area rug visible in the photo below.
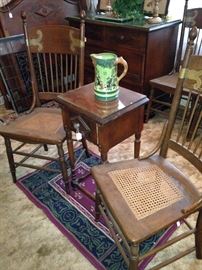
[16,147,177,270]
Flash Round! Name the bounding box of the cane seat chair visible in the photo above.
[91,27,202,269]
[145,5,202,122]
[0,11,88,193]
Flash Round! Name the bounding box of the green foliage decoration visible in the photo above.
[112,0,144,21]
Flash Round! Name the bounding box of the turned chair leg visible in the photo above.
[81,135,90,158]
[195,210,202,259]
[145,87,154,123]
[57,144,70,194]
[129,244,139,270]
[95,190,101,222]
[43,144,48,151]
[4,137,16,183]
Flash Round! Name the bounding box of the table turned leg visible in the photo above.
[134,132,141,158]
[61,107,75,191]
[66,128,75,168]
[98,144,108,163]
[101,151,108,163]
[61,107,75,167]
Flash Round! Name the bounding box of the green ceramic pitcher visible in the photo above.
[90,52,128,101]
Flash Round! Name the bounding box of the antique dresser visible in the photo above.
[67,17,180,96]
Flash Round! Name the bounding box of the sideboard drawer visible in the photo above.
[85,24,104,44]
[105,27,147,51]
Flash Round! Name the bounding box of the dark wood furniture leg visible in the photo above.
[61,107,75,168]
[95,190,101,221]
[81,136,90,157]
[196,210,202,259]
[57,143,70,193]
[129,244,139,270]
[134,107,144,158]
[4,137,16,183]
[145,86,154,123]
[134,132,141,159]
[43,144,48,151]
[99,146,108,163]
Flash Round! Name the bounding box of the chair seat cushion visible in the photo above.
[0,107,66,144]
[91,155,200,244]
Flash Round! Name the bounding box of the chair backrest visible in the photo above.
[185,8,202,54]
[175,6,202,71]
[21,11,85,108]
[160,26,202,173]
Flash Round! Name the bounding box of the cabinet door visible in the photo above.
[117,47,145,92]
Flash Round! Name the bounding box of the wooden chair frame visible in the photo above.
[92,27,202,269]
[0,11,88,193]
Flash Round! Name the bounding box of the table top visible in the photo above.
[57,83,148,125]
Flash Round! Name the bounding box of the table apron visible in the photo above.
[85,107,144,152]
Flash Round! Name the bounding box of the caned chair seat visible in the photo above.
[92,156,200,244]
[0,108,65,144]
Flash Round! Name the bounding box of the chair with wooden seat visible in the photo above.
[91,27,202,269]
[145,4,202,122]
[0,11,88,193]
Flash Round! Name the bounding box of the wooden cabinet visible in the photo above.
[67,17,180,96]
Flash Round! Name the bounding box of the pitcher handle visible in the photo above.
[116,56,128,83]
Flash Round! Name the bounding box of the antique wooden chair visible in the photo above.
[145,5,202,122]
[91,27,202,269]
[0,11,88,193]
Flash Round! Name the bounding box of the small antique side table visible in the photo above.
[57,83,148,169]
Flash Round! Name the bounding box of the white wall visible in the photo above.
[168,0,202,19]
[168,0,202,64]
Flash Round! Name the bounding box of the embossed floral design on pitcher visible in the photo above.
[91,52,128,101]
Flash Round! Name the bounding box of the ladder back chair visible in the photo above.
[91,27,202,269]
[0,11,88,193]
[146,3,202,122]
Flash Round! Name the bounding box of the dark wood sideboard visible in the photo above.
[67,17,181,96]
